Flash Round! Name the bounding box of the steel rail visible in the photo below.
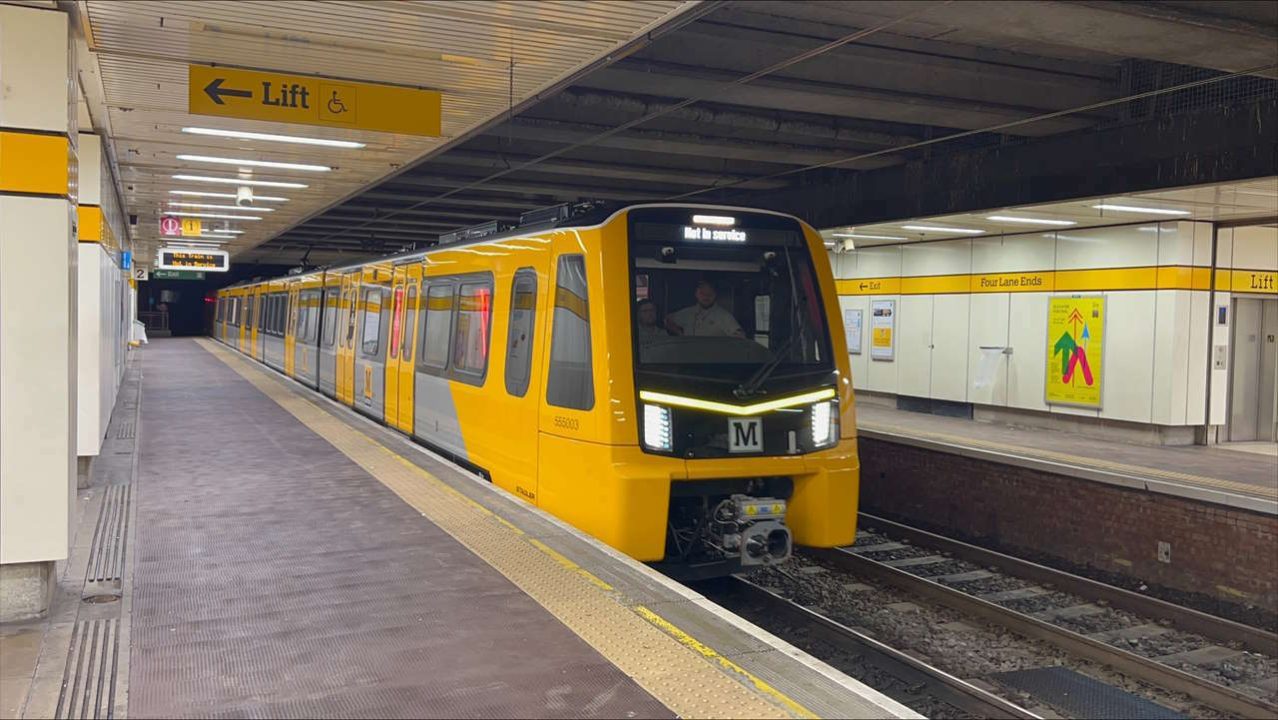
[860,512,1278,655]
[723,575,1040,720]
[813,546,1278,719]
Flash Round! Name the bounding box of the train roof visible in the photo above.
[218,201,805,290]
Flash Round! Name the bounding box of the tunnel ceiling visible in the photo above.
[247,0,1278,267]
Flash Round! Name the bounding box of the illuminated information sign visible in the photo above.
[157,248,229,272]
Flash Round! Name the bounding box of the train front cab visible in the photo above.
[530,207,859,577]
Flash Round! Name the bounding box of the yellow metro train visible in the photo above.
[215,203,859,576]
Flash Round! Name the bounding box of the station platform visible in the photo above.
[856,403,1278,513]
[1,338,915,720]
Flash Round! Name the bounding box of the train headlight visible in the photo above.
[643,404,672,451]
[810,399,838,448]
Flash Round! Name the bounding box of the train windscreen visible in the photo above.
[627,209,833,393]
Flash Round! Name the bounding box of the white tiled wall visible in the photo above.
[834,221,1278,428]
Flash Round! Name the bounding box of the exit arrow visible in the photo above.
[204,78,253,105]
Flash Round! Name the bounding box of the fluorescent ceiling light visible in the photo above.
[1091,204,1190,216]
[691,214,735,226]
[169,190,289,202]
[173,175,308,188]
[986,215,1076,226]
[181,127,365,149]
[170,212,263,221]
[832,232,905,241]
[168,202,275,212]
[901,224,985,235]
[177,154,331,172]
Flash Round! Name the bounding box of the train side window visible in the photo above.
[546,255,594,410]
[451,280,493,383]
[418,282,454,372]
[360,288,382,357]
[305,291,320,342]
[322,291,338,347]
[401,284,418,360]
[247,295,257,330]
[504,269,537,397]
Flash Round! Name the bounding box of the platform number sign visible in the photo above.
[728,417,763,453]
[132,267,149,282]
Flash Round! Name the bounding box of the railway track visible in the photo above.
[807,513,1278,719]
[709,575,1040,719]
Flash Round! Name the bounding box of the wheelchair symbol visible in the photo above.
[327,91,348,115]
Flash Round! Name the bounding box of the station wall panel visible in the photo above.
[832,221,1258,430]
[930,294,970,402]
[1006,292,1050,412]
[896,295,933,397]
[967,293,1010,407]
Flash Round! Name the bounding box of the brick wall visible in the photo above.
[858,437,1278,617]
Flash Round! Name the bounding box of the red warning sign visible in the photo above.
[160,215,182,237]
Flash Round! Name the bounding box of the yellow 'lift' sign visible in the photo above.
[188,65,442,136]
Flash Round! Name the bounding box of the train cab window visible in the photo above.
[504,270,537,397]
[452,280,493,381]
[322,291,338,347]
[419,282,454,371]
[400,284,418,360]
[360,288,383,357]
[546,255,594,410]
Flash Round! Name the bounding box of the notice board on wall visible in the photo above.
[1045,295,1105,408]
[870,300,895,361]
[845,308,863,354]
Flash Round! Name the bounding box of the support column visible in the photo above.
[0,5,78,622]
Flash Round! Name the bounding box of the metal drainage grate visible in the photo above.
[991,666,1185,720]
[86,484,131,584]
[115,422,136,439]
[55,618,121,720]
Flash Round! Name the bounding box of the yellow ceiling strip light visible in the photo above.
[638,388,836,416]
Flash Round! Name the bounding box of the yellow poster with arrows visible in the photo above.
[1045,295,1105,408]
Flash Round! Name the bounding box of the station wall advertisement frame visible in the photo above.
[1044,294,1106,408]
[870,299,895,361]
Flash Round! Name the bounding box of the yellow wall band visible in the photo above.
[77,205,102,243]
[0,131,70,196]
[837,266,1277,296]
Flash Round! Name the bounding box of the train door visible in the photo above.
[386,264,422,433]
[239,292,252,354]
[284,285,299,377]
[336,273,360,406]
[489,264,546,501]
[318,277,340,397]
[385,269,408,427]
[352,279,390,420]
[253,288,265,360]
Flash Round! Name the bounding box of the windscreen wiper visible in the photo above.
[734,334,797,399]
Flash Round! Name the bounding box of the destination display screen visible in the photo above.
[157,248,229,272]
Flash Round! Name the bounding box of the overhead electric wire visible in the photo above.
[302,1,953,246]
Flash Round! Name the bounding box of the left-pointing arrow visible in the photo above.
[204,78,253,105]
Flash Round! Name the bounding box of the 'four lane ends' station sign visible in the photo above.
[188,65,442,136]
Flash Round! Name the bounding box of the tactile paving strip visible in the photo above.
[196,338,807,719]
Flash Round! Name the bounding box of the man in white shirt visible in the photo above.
[665,278,745,338]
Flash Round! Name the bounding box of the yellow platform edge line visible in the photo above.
[195,339,816,720]
[634,605,820,720]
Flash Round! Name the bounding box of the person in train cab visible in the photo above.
[635,299,669,345]
[664,277,746,338]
